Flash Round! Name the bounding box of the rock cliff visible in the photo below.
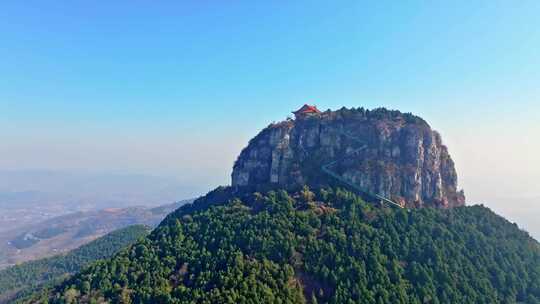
[232,106,465,208]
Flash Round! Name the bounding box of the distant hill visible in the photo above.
[0,170,203,235]
[0,225,150,304]
[0,199,192,270]
[0,170,201,208]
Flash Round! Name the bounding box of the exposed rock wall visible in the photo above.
[232,107,465,208]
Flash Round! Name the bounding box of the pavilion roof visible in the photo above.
[292,104,321,114]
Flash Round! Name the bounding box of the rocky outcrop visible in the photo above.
[231,107,465,208]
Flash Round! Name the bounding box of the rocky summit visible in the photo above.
[232,106,465,208]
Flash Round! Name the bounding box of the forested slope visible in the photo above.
[33,187,539,304]
[0,225,149,303]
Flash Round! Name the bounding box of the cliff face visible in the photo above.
[232,107,465,208]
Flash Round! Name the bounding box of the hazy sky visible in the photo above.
[1,2,539,235]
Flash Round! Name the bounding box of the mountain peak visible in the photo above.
[232,106,465,208]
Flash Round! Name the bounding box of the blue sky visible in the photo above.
[1,1,539,234]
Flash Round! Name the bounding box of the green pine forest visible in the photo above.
[28,186,539,304]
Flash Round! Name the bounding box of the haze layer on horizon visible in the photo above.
[1,2,539,236]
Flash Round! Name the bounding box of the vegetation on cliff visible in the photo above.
[33,187,539,304]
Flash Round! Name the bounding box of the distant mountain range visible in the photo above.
[0,199,192,270]
[0,170,202,208]
[0,170,204,237]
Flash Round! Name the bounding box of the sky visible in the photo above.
[0,1,539,236]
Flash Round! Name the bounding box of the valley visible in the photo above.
[0,199,192,270]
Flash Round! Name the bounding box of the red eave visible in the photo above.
[293,104,321,114]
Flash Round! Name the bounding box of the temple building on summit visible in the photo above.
[292,104,322,119]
